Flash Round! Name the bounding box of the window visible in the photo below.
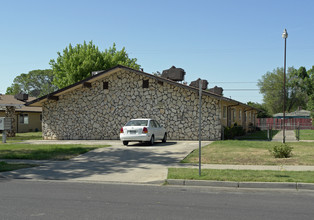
[154,120,161,127]
[40,114,42,121]
[232,108,236,122]
[126,120,148,126]
[19,114,29,124]
[223,106,227,118]
[150,120,157,128]
[249,112,252,121]
[239,110,242,120]
[143,79,149,88]
[103,82,109,90]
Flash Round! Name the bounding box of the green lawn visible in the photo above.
[182,140,314,165]
[236,130,280,140]
[0,132,42,143]
[168,168,314,183]
[0,161,38,172]
[0,132,110,160]
[297,129,314,140]
[0,143,108,160]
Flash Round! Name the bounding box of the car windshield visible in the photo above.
[125,120,148,126]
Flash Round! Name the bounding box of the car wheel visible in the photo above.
[149,135,154,146]
[123,141,129,146]
[162,133,167,143]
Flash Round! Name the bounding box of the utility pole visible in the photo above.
[199,79,202,176]
[282,29,288,143]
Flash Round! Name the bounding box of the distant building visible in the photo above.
[257,109,313,130]
[273,109,311,119]
[0,95,42,133]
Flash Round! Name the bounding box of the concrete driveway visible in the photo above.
[2,140,212,183]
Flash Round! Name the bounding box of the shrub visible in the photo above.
[269,144,293,158]
[0,161,8,167]
[223,126,234,139]
[234,126,245,136]
[223,124,245,139]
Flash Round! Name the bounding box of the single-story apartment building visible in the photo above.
[0,94,42,133]
[26,65,260,140]
[220,99,258,131]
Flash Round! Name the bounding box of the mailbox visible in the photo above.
[0,117,12,130]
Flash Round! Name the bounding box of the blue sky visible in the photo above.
[1,0,313,103]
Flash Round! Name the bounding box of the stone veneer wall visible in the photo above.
[42,70,221,140]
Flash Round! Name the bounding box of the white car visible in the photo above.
[120,119,167,146]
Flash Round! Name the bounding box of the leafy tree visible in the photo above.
[6,69,57,97]
[6,83,21,96]
[257,67,307,114]
[290,66,314,112]
[247,101,271,118]
[50,41,141,89]
[304,66,314,112]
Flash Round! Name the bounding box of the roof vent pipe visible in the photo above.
[91,70,104,76]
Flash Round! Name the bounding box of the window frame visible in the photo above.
[19,114,29,124]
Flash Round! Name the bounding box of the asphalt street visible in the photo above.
[0,180,314,220]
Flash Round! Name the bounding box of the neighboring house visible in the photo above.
[257,109,313,130]
[0,94,42,133]
[26,65,259,140]
[273,109,311,119]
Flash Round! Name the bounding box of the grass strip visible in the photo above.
[0,161,38,172]
[0,144,108,160]
[182,140,314,165]
[168,168,314,183]
[0,132,43,143]
[298,129,314,140]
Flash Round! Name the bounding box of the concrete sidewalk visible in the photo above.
[271,130,298,142]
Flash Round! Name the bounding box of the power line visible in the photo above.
[209,82,257,83]
[223,89,259,91]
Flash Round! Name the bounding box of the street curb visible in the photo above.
[297,183,314,190]
[167,179,238,188]
[166,179,314,190]
[239,182,296,189]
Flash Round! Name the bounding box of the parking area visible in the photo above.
[2,140,212,183]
